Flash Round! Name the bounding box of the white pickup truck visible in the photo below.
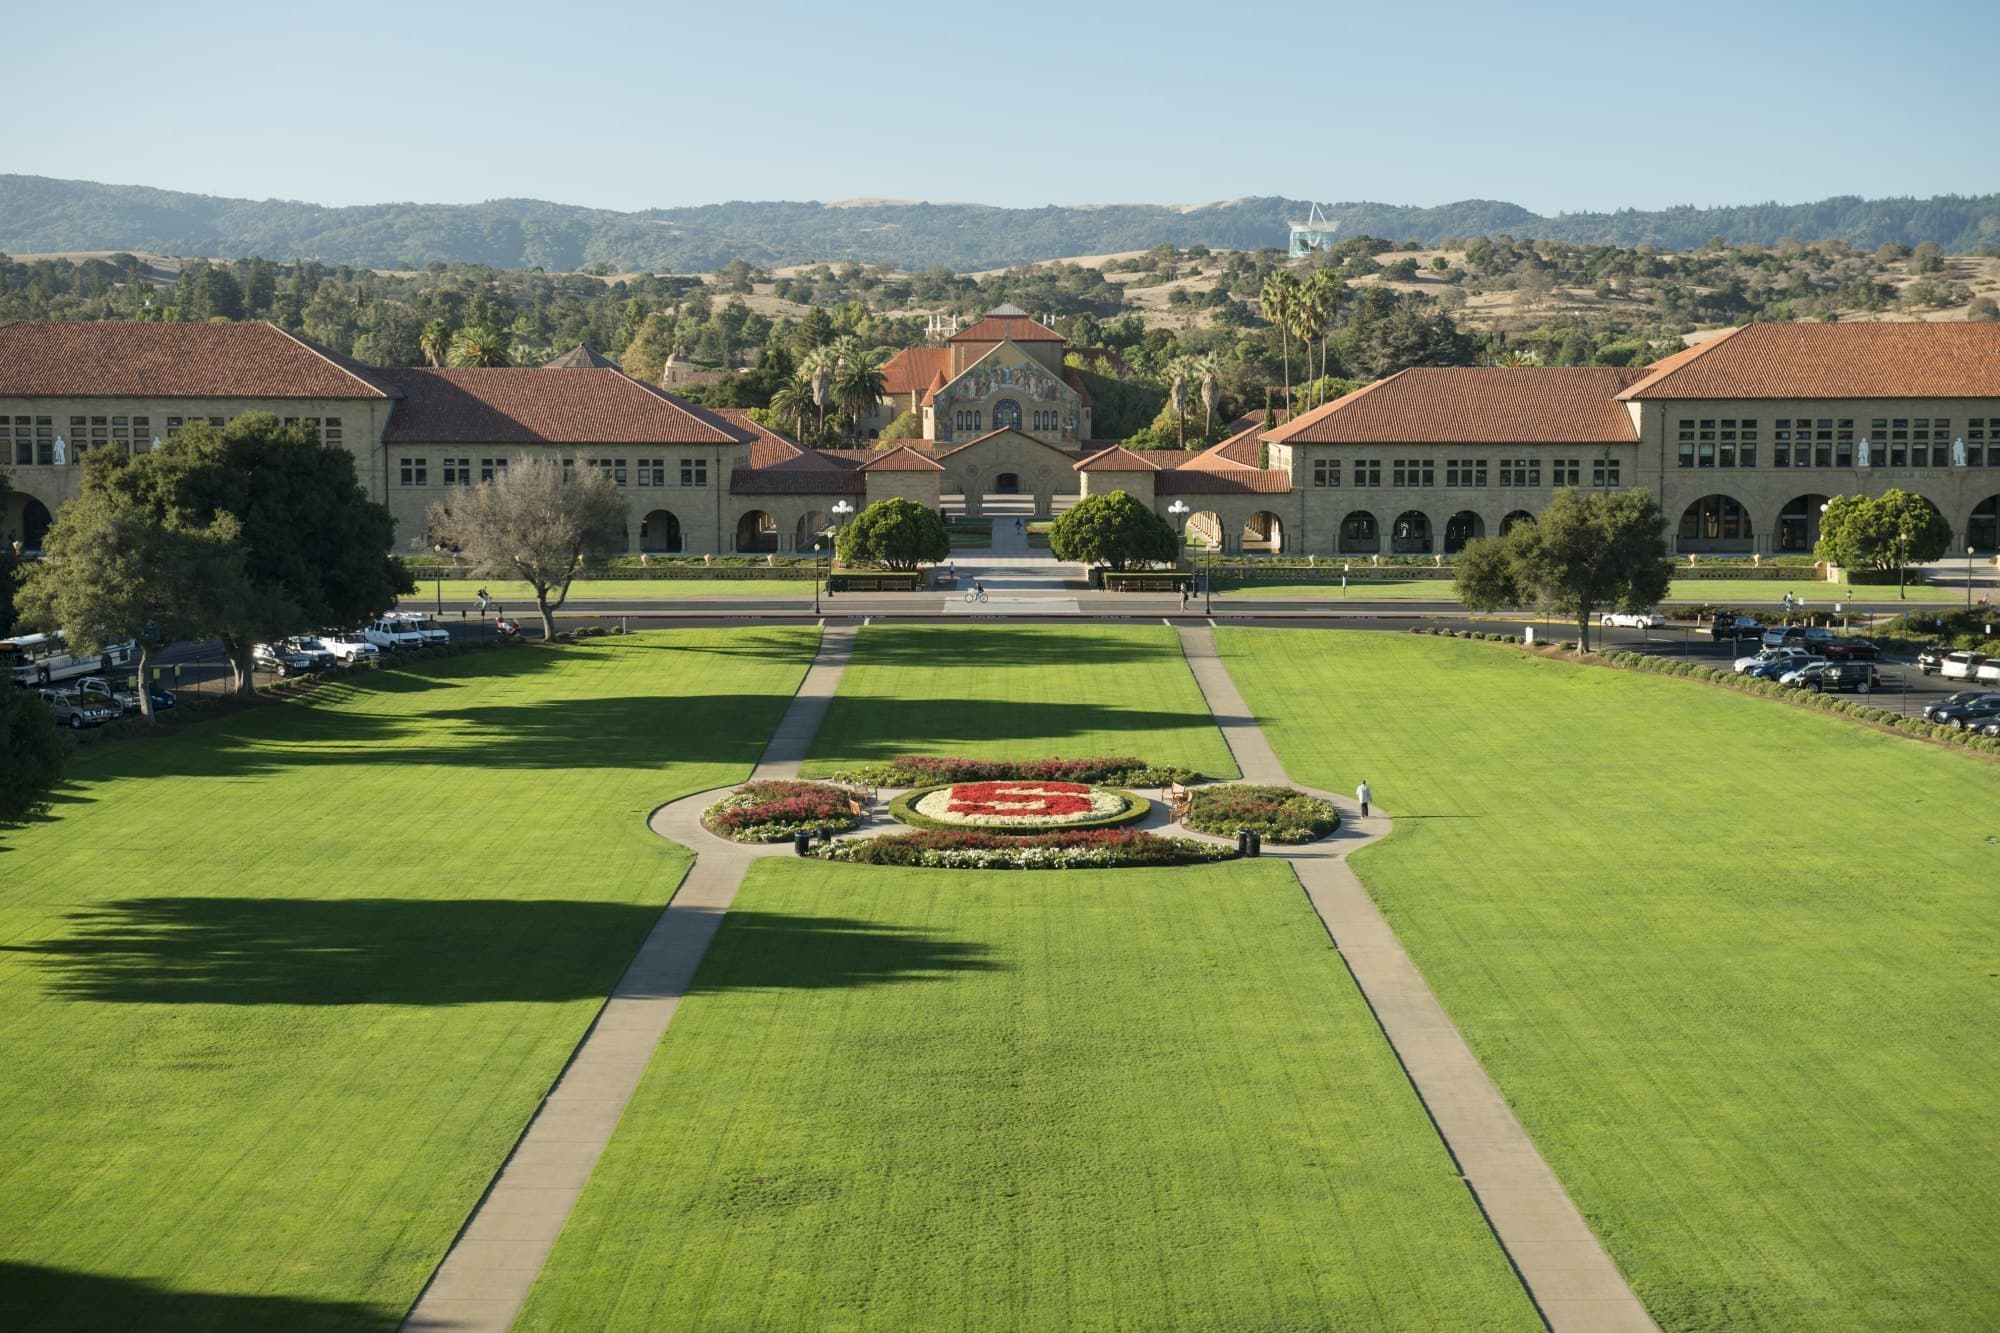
[316,631,383,663]
[362,619,426,652]
[381,612,451,646]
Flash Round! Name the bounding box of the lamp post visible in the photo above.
[820,499,853,614]
[1168,500,1189,602]
[1969,544,1977,612]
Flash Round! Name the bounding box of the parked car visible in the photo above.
[1601,610,1665,629]
[1938,652,1988,681]
[282,635,338,670]
[1922,691,1991,721]
[317,630,383,663]
[1788,661,1881,693]
[252,642,319,678]
[1734,646,1814,674]
[362,619,425,652]
[39,687,118,729]
[1820,637,1879,661]
[1707,614,1764,637]
[1761,625,1810,648]
[1915,644,1948,675]
[382,611,451,645]
[75,674,176,715]
[1977,717,2000,738]
[1980,659,2000,686]
[1926,693,2000,730]
[1773,657,1832,685]
[1750,655,1825,681]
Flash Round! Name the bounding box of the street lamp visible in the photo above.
[1969,544,1977,612]
[817,499,853,614]
[1168,501,1190,604]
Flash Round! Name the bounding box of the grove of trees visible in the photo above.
[1453,488,1673,651]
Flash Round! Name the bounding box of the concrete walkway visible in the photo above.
[1176,625,1656,1332]
[401,627,856,1333]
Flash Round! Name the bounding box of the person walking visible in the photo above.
[1178,581,1190,613]
[475,587,494,616]
[1357,780,1371,818]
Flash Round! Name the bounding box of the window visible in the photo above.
[322,417,342,445]
[1911,418,1946,468]
[1970,419,1990,467]
[1446,458,1487,488]
[479,457,509,484]
[441,457,472,486]
[1889,417,1908,468]
[399,456,428,487]
[1552,458,1581,487]
[680,457,708,488]
[1677,419,1696,468]
[131,416,150,450]
[1592,456,1621,488]
[32,416,51,465]
[636,457,665,487]
[165,416,185,438]
[1739,418,1759,469]
[1352,458,1381,488]
[1499,458,1540,488]
[1392,459,1433,488]
[1312,458,1340,487]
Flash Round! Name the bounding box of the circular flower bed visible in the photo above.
[1182,784,1338,844]
[702,780,861,843]
[889,780,1148,833]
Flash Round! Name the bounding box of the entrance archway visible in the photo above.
[1443,510,1484,554]
[992,399,1022,431]
[1338,510,1379,554]
[1970,495,2000,552]
[1499,509,1535,536]
[994,472,1021,494]
[1677,494,1754,553]
[734,509,777,553]
[18,497,51,551]
[1243,511,1284,554]
[1391,509,1433,555]
[639,509,683,554]
[795,509,828,551]
[1184,509,1224,552]
[1777,493,1830,553]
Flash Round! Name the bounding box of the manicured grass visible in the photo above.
[802,624,1240,779]
[1217,629,2000,1330]
[409,577,815,604]
[0,629,817,1330]
[1215,578,1968,603]
[517,858,1539,1331]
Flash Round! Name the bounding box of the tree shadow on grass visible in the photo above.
[4,900,1002,1005]
[0,1261,393,1333]
[687,909,1004,993]
[1,897,666,1006]
[846,624,1180,669]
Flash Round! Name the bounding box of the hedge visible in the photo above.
[1182,785,1339,843]
[830,755,1203,787]
[816,827,1236,870]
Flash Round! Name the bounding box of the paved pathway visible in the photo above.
[1176,625,1657,1332]
[401,627,856,1333]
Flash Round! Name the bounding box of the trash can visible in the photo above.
[1245,831,1261,857]
[794,831,812,856]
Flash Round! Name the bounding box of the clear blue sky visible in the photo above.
[11,0,1997,214]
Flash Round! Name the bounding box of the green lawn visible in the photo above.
[801,623,1240,778]
[516,858,1539,1331]
[0,629,816,1330]
[1214,578,1967,604]
[1217,630,2000,1331]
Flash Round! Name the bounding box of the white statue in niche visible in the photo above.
[1857,437,1871,468]
[1953,437,1967,467]
[51,436,67,466]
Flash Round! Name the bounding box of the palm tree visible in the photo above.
[831,344,888,445]
[1166,355,1195,448]
[1301,269,1341,409]
[447,325,509,368]
[769,378,817,442]
[419,318,451,368]
[1261,272,1300,417]
[1197,353,1223,439]
[799,345,840,440]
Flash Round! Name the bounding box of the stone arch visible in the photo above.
[1338,509,1379,554]
[992,398,1022,431]
[1677,493,1754,554]
[1443,510,1485,554]
[1968,494,2000,552]
[1184,509,1224,552]
[994,472,1021,494]
[1775,493,1831,554]
[1391,509,1433,555]
[795,509,828,552]
[1243,511,1284,554]
[1499,509,1536,536]
[639,508,683,554]
[734,509,777,553]
[6,494,53,551]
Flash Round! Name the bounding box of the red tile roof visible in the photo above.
[1619,321,2000,399]
[381,368,749,445]
[1269,367,1645,445]
[713,408,831,470]
[0,320,391,399]
[881,346,953,396]
[1182,423,1265,469]
[1075,445,1161,472]
[949,314,1065,343]
[858,445,946,472]
[920,369,949,406]
[935,427,1087,462]
[728,468,866,495]
[1155,469,1295,495]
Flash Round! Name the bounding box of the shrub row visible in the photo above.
[830,755,1203,787]
[886,784,1149,832]
[1182,785,1339,843]
[816,827,1238,870]
[702,780,860,842]
[1410,626,1532,644]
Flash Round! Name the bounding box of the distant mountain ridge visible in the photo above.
[2,175,1996,273]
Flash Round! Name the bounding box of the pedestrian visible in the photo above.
[1178,581,1189,613]
[475,587,494,615]
[1357,780,1371,818]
